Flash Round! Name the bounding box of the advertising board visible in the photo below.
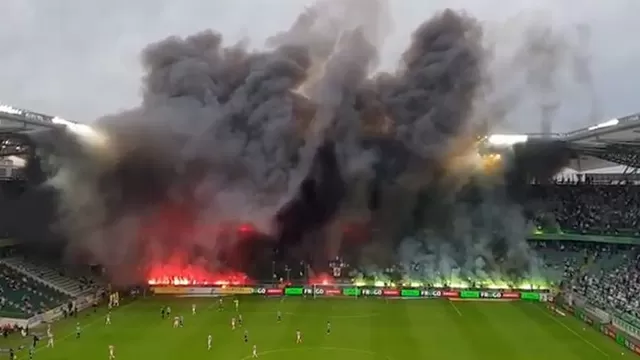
[151,285,548,301]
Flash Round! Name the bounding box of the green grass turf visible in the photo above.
[0,296,634,360]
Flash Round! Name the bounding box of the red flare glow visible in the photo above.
[147,263,252,286]
[308,273,335,286]
[238,223,255,234]
[135,200,259,287]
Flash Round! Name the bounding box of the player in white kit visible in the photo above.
[46,333,54,348]
[192,304,196,315]
[207,334,212,350]
[296,330,302,344]
[105,311,111,325]
[252,344,258,358]
[231,317,236,330]
[109,345,115,360]
[234,299,239,311]
[173,316,180,328]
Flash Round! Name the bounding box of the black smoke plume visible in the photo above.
[13,2,574,286]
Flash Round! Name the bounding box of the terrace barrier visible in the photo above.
[151,285,551,301]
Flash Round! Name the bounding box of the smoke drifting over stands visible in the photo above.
[13,1,581,286]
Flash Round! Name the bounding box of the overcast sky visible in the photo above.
[1,0,639,135]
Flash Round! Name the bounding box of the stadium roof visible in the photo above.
[0,103,70,158]
[2,101,639,173]
[562,112,640,171]
[0,104,63,132]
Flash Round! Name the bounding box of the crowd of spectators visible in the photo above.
[528,181,640,322]
[531,182,640,236]
[570,250,640,319]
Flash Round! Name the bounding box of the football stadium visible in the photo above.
[1,4,640,360]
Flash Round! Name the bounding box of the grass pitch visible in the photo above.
[0,296,632,360]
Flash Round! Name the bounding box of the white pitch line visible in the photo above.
[448,300,463,316]
[534,305,610,358]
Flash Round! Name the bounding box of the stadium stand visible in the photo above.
[1,183,639,323]
[0,263,69,318]
[1,257,97,297]
[532,179,640,323]
[532,183,640,236]
[572,251,640,319]
[327,180,640,324]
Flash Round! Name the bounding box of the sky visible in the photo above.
[0,0,639,136]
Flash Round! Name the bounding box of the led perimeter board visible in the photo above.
[151,285,550,301]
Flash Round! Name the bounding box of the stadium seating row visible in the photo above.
[0,263,69,318]
[2,257,95,296]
